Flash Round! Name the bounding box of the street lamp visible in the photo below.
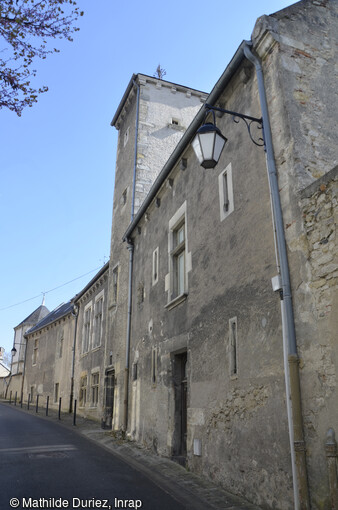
[192,104,264,168]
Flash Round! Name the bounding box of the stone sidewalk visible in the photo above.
[1,399,262,510]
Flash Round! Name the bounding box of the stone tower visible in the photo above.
[106,74,207,430]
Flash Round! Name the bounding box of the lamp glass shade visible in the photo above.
[11,347,17,356]
[192,122,227,169]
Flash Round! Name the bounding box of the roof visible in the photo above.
[73,261,109,303]
[25,301,74,336]
[111,73,207,128]
[15,305,50,329]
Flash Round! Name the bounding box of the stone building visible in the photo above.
[108,1,337,509]
[73,262,109,424]
[8,304,49,399]
[5,1,337,509]
[106,74,207,431]
[24,301,76,411]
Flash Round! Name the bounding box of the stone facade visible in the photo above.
[107,75,207,431]
[73,263,109,423]
[5,2,337,509]
[125,62,292,508]
[24,302,75,412]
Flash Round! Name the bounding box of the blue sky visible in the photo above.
[0,0,293,359]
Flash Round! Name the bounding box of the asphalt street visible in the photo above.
[0,403,186,510]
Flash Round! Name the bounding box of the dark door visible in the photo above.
[102,369,115,429]
[173,352,187,465]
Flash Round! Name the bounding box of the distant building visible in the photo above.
[73,262,109,424]
[8,304,49,398]
[24,302,76,410]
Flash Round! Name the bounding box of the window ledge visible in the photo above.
[165,292,188,311]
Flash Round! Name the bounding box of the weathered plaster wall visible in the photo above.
[107,76,207,430]
[24,315,75,412]
[252,2,338,507]
[128,62,293,509]
[74,269,108,422]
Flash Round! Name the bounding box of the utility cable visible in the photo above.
[0,266,103,312]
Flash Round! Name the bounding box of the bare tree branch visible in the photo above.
[0,0,84,115]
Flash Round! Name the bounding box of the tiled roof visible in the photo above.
[16,305,50,328]
[25,301,74,335]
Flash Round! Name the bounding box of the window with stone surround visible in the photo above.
[152,247,159,286]
[82,304,92,354]
[91,372,99,407]
[218,163,234,221]
[166,201,190,309]
[79,375,87,407]
[112,265,119,305]
[93,292,104,349]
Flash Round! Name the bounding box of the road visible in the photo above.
[0,403,185,510]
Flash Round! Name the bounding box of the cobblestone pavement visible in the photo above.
[1,399,262,510]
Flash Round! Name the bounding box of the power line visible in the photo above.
[0,266,103,312]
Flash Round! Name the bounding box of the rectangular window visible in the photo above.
[79,375,87,407]
[166,202,189,309]
[33,339,38,365]
[93,296,103,349]
[58,331,63,358]
[91,373,99,406]
[124,127,130,147]
[82,306,92,353]
[138,281,145,306]
[132,363,138,381]
[229,317,238,377]
[151,348,157,386]
[54,383,59,403]
[219,163,234,221]
[172,222,186,298]
[121,189,127,205]
[112,266,119,304]
[152,247,159,286]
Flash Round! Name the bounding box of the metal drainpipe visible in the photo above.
[244,42,310,509]
[69,305,79,413]
[123,240,134,435]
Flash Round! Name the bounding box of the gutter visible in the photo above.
[122,40,249,242]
